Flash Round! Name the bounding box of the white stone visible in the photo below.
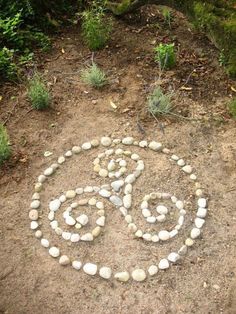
[58,156,66,164]
[37,175,46,183]
[168,229,177,238]
[83,263,97,275]
[151,235,159,242]
[49,247,60,258]
[178,245,188,256]
[156,205,168,215]
[182,165,192,174]
[110,195,123,206]
[143,233,152,241]
[156,214,166,222]
[75,188,83,195]
[65,150,72,157]
[59,255,70,266]
[122,137,134,145]
[81,233,93,241]
[119,160,127,167]
[132,269,146,282]
[111,180,124,192]
[171,154,179,161]
[148,265,158,276]
[49,199,61,212]
[149,141,162,151]
[176,200,184,210]
[123,194,132,209]
[41,238,49,248]
[92,226,101,237]
[30,200,40,209]
[44,167,54,176]
[198,198,207,208]
[136,162,144,171]
[72,260,82,270]
[99,267,112,279]
[96,216,105,227]
[59,195,66,203]
[105,149,114,156]
[66,190,76,199]
[191,228,201,239]
[131,153,139,161]
[77,214,89,226]
[108,161,116,172]
[99,168,108,177]
[124,184,132,194]
[177,159,185,166]
[101,136,112,147]
[141,201,148,210]
[55,227,63,235]
[114,271,130,282]
[30,221,38,230]
[185,238,194,246]
[82,142,91,150]
[125,174,136,184]
[29,209,38,221]
[158,259,169,270]
[72,146,81,154]
[71,233,80,242]
[115,148,123,155]
[171,196,177,203]
[147,216,156,223]
[96,201,104,210]
[128,223,137,233]
[32,192,40,200]
[34,183,42,192]
[125,215,132,223]
[62,231,71,240]
[197,207,207,218]
[168,252,180,263]
[139,140,147,147]
[142,208,151,218]
[178,216,184,226]
[84,186,93,193]
[158,230,170,241]
[50,220,59,230]
[113,138,121,144]
[35,230,42,238]
[135,230,143,237]
[190,174,197,180]
[65,216,76,226]
[48,212,54,221]
[196,189,203,197]
[120,207,127,216]
[99,189,111,198]
[162,148,170,154]
[195,217,205,228]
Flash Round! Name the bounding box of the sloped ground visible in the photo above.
[0,6,236,314]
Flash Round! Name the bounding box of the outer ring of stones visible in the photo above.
[29,136,208,282]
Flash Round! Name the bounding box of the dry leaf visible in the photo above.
[110,100,117,109]
[61,48,65,54]
[0,96,2,101]
[231,86,236,93]
[122,108,130,113]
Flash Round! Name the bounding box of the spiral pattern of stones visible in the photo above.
[29,136,208,282]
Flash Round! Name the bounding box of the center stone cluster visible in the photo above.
[29,136,208,282]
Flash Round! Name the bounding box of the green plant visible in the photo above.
[162,7,172,28]
[82,6,112,50]
[28,74,50,110]
[219,49,227,67]
[0,124,11,165]
[0,47,17,80]
[148,86,172,116]
[154,43,176,70]
[228,97,236,119]
[81,63,107,88]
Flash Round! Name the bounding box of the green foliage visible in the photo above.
[0,47,17,81]
[154,43,176,70]
[228,98,236,119]
[219,50,227,67]
[28,74,50,110]
[161,7,172,28]
[0,124,11,165]
[82,6,112,50]
[148,86,172,116]
[81,63,107,88]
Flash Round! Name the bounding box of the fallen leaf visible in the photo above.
[44,151,53,157]
[122,108,130,113]
[0,96,2,101]
[61,48,65,54]
[231,86,236,93]
[110,100,117,109]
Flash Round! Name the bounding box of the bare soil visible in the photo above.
[0,6,236,314]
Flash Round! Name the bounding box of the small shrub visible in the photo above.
[154,43,176,70]
[162,7,172,28]
[82,7,112,50]
[148,86,172,116]
[228,98,236,118]
[0,47,17,80]
[81,63,107,88]
[0,124,11,165]
[28,74,50,110]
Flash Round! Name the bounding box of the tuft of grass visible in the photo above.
[154,43,176,70]
[81,63,107,88]
[228,97,236,119]
[162,7,172,28]
[0,124,11,165]
[28,74,50,110]
[148,86,172,116]
[82,7,112,51]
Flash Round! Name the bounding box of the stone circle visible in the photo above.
[29,136,208,283]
